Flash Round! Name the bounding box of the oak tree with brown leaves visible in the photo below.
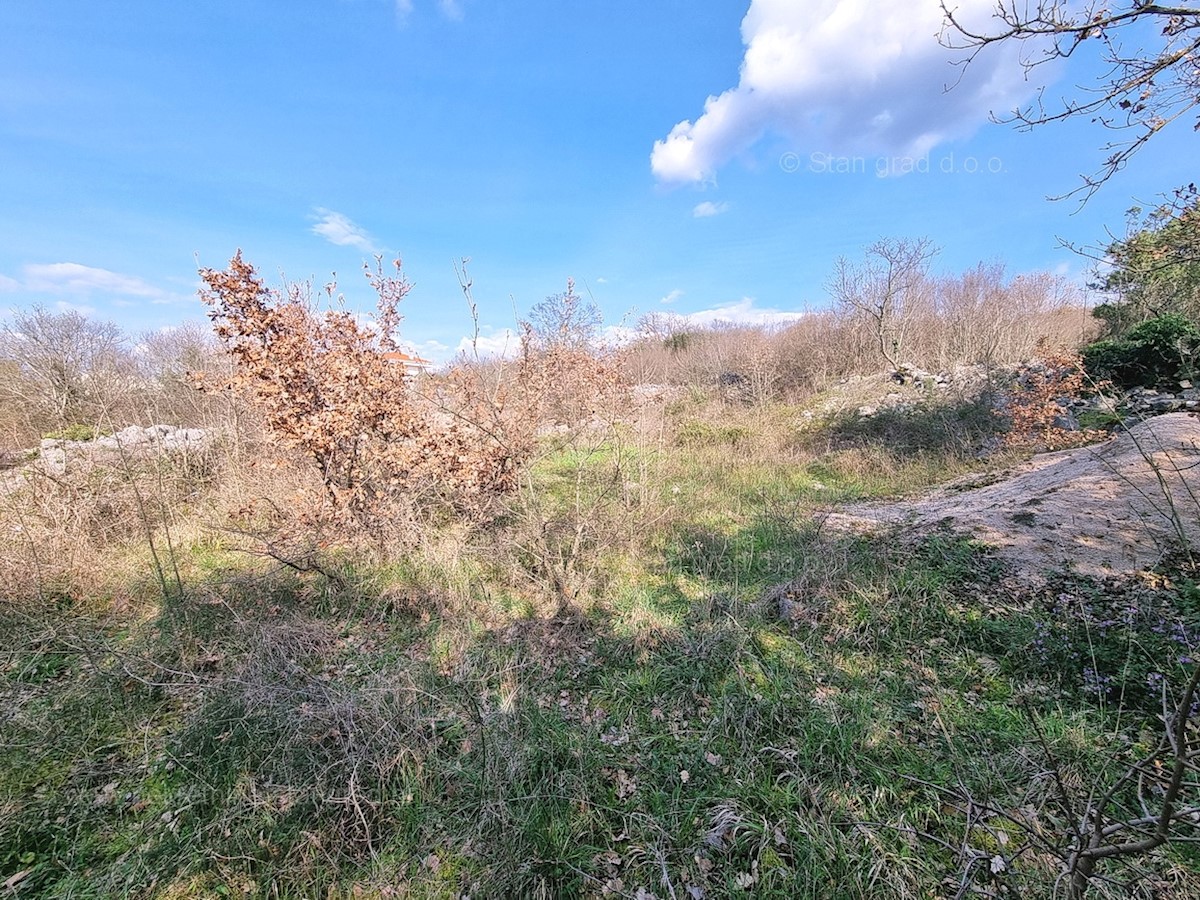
[199,252,525,530]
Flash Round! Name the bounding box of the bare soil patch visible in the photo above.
[826,413,1200,578]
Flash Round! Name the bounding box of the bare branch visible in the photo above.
[941,1,1200,201]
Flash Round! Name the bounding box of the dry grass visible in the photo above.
[3,287,1199,898]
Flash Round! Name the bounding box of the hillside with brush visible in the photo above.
[3,208,1200,900]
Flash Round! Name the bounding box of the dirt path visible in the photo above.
[825,413,1200,579]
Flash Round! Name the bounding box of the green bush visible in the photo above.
[675,419,751,447]
[42,424,107,442]
[1082,313,1200,389]
[827,394,1003,459]
[663,331,694,353]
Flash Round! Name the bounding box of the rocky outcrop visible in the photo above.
[1065,384,1200,421]
[842,365,1198,428]
[828,412,1200,579]
[38,425,215,476]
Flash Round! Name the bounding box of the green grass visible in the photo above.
[3,401,1199,898]
[41,424,110,442]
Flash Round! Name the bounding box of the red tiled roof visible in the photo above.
[382,350,432,368]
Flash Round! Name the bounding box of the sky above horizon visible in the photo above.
[0,0,1194,362]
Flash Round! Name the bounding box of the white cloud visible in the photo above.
[678,297,805,329]
[394,0,414,15]
[596,277,609,284]
[651,0,1036,183]
[692,201,730,218]
[310,208,382,254]
[415,339,450,356]
[405,339,450,366]
[660,288,684,305]
[0,262,191,307]
[454,327,520,359]
[22,262,168,298]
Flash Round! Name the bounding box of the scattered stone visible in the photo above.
[36,425,216,476]
[717,372,752,404]
[1051,414,1080,432]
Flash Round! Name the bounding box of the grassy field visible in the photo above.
[2,389,1199,899]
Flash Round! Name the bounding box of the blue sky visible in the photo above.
[0,0,1193,361]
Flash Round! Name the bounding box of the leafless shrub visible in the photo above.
[0,306,138,442]
[0,442,218,603]
[526,277,602,351]
[133,322,240,431]
[914,268,1093,371]
[617,258,1089,405]
[498,338,645,612]
[900,674,1200,899]
[832,237,940,370]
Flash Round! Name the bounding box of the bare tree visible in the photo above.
[636,310,688,344]
[526,278,602,350]
[941,1,1200,200]
[0,305,132,430]
[830,238,939,370]
[135,322,235,427]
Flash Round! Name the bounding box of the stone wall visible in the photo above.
[38,425,214,476]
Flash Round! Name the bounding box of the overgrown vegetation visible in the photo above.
[1084,314,1200,391]
[1092,194,1200,337]
[2,243,1198,899]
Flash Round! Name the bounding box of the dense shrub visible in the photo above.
[1083,313,1200,389]
[1092,193,1200,337]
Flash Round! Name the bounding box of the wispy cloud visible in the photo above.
[692,201,729,218]
[310,208,382,254]
[0,263,192,309]
[22,262,169,298]
[660,288,684,305]
[54,300,98,317]
[651,0,1036,183]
